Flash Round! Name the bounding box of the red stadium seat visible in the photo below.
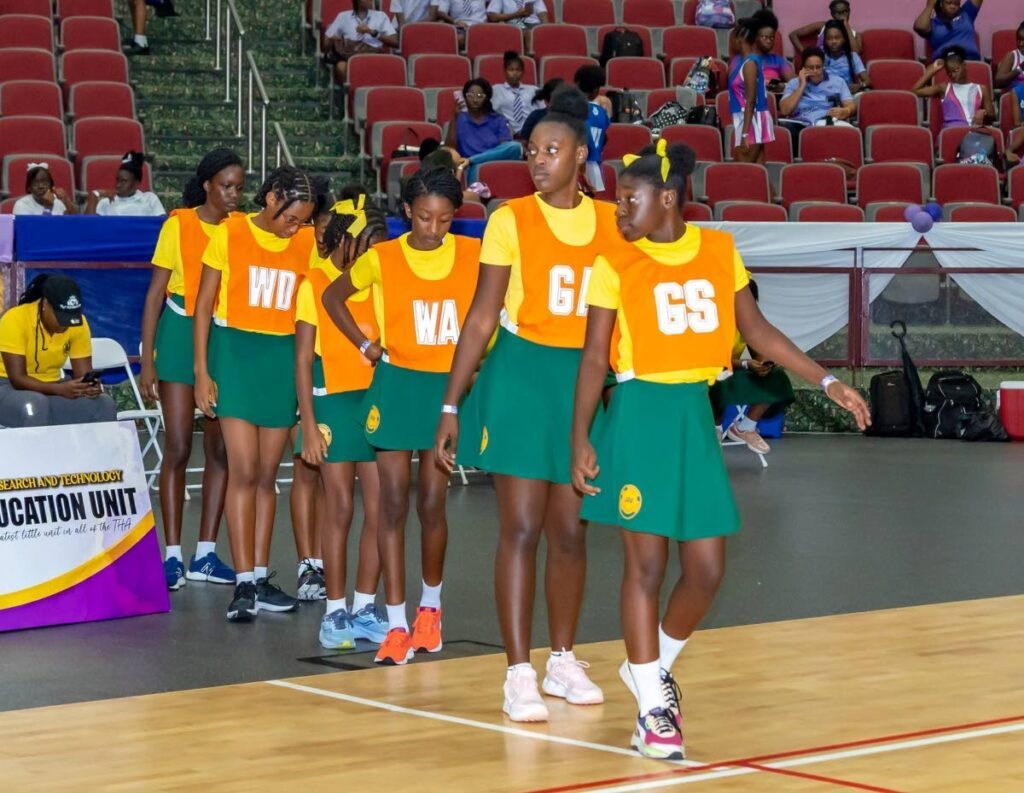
[865,125,933,168]
[61,50,128,102]
[429,86,463,126]
[932,163,999,205]
[0,117,67,165]
[61,16,121,51]
[56,0,114,19]
[597,26,654,61]
[0,197,17,213]
[560,0,615,27]
[999,91,1017,146]
[594,162,617,201]
[0,0,52,17]
[703,162,770,207]
[346,53,407,119]
[374,120,441,190]
[1010,166,1024,210]
[779,163,847,209]
[0,81,63,119]
[659,125,723,162]
[798,125,863,168]
[603,123,653,160]
[401,22,458,56]
[681,0,697,25]
[947,203,1017,222]
[409,54,471,88]
[662,27,718,61]
[478,161,534,202]
[71,116,143,159]
[796,203,865,222]
[0,15,53,51]
[762,125,792,165]
[860,29,916,63]
[717,201,787,221]
[465,24,523,62]
[866,60,925,91]
[866,202,914,221]
[683,201,712,221]
[937,126,1003,165]
[0,48,56,82]
[540,55,598,85]
[476,54,537,87]
[2,155,75,197]
[856,163,924,209]
[79,154,151,193]
[455,202,486,219]
[622,0,676,27]
[669,57,728,96]
[857,90,919,129]
[68,81,135,119]
[606,56,665,90]
[991,29,1017,65]
[359,86,426,151]
[530,24,589,59]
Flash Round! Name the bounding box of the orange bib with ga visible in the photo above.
[376,235,480,373]
[305,267,378,394]
[505,196,622,349]
[614,228,736,378]
[220,215,314,334]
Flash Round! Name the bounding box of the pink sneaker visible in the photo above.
[632,707,685,760]
[726,422,771,454]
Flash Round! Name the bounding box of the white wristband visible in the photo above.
[820,374,839,392]
[740,359,749,370]
[441,404,459,415]
[359,339,372,355]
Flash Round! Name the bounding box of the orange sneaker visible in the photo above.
[374,628,414,665]
[411,606,443,653]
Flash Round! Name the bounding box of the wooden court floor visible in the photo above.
[2,595,1023,792]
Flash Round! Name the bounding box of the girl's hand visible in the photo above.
[139,361,159,403]
[930,58,945,72]
[364,341,385,365]
[301,421,328,466]
[570,440,601,496]
[434,413,459,473]
[194,370,218,418]
[825,381,871,431]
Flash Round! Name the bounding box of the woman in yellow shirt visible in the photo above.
[139,148,245,592]
[571,141,870,760]
[193,166,321,622]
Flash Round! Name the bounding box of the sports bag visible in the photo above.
[868,371,914,436]
[647,100,688,134]
[599,28,644,66]
[695,0,735,28]
[922,370,984,439]
[956,129,996,167]
[606,89,644,124]
[683,56,719,96]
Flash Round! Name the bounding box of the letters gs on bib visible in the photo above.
[655,279,719,334]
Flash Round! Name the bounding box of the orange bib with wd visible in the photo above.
[376,235,480,373]
[306,267,378,394]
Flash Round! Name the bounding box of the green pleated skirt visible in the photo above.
[209,325,297,428]
[709,368,796,423]
[295,357,375,463]
[154,295,195,386]
[361,359,448,452]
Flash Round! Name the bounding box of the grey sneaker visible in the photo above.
[297,559,325,601]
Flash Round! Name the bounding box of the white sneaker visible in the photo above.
[542,650,604,705]
[503,665,549,722]
[619,660,682,728]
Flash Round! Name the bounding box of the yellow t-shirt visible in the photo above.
[295,254,372,357]
[151,214,219,298]
[479,193,596,326]
[349,233,457,349]
[588,226,750,385]
[202,214,292,323]
[0,301,92,383]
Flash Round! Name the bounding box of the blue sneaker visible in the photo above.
[319,608,356,650]
[351,603,389,644]
[186,551,236,584]
[164,557,185,591]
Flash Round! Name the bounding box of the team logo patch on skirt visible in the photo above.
[366,405,381,434]
[480,426,489,454]
[618,484,643,520]
[317,423,333,446]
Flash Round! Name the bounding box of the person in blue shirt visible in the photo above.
[778,47,855,150]
[822,20,869,92]
[914,0,983,61]
[573,64,610,193]
[445,77,523,183]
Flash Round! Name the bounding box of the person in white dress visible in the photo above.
[12,163,77,216]
[84,151,166,217]
[325,0,399,83]
[390,0,432,26]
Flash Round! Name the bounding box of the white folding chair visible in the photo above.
[720,405,769,470]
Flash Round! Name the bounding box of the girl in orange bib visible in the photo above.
[571,141,871,760]
[139,148,244,592]
[323,167,479,665]
[192,166,321,623]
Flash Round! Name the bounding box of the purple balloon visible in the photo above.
[911,211,934,233]
[924,202,942,221]
[903,204,923,223]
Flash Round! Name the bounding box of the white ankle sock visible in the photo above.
[420,580,442,609]
[386,603,408,631]
[236,571,255,584]
[507,662,534,676]
[254,566,268,581]
[134,34,148,47]
[352,591,374,612]
[737,416,758,432]
[326,597,347,614]
[659,625,688,673]
[312,557,324,570]
[165,545,182,562]
[195,541,216,558]
[629,660,665,714]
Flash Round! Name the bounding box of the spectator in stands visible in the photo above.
[993,21,1024,89]
[445,78,522,183]
[325,0,399,84]
[789,0,863,55]
[85,152,166,217]
[730,12,776,163]
[486,0,549,42]
[431,0,488,45]
[13,164,77,217]
[123,0,178,56]
[914,0,983,62]
[0,275,116,428]
[779,47,855,147]
[492,51,542,137]
[911,46,993,128]
[391,0,432,26]
[574,65,611,193]
[417,138,489,204]
[822,20,870,92]
[517,77,562,143]
[749,8,795,92]
[1008,78,1024,164]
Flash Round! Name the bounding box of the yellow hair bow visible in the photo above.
[331,194,367,238]
[622,138,671,182]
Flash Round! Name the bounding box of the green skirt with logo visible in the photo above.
[361,359,448,452]
[154,294,194,386]
[581,379,740,541]
[458,328,582,485]
[295,358,375,463]
[209,325,297,428]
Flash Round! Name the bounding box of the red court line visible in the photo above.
[738,762,901,793]
[525,713,1024,793]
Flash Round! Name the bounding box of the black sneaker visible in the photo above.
[123,41,150,56]
[226,581,257,622]
[256,572,299,612]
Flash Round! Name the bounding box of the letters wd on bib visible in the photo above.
[0,421,169,633]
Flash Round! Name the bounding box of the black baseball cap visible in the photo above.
[42,275,84,327]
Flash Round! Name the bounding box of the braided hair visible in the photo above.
[621,142,697,208]
[401,165,464,212]
[823,19,856,85]
[321,200,388,266]
[254,165,318,218]
[182,147,244,208]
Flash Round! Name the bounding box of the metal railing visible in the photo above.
[273,122,295,168]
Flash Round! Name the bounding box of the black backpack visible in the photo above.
[867,321,924,437]
[606,89,644,124]
[922,370,984,439]
[600,28,644,66]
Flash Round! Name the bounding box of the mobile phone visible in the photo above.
[81,370,102,384]
[453,89,466,110]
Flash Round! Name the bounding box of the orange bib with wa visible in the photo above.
[305,267,379,394]
[614,228,736,377]
[220,215,314,334]
[376,235,480,373]
[169,207,241,316]
[505,196,622,349]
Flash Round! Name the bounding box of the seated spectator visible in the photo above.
[492,51,542,137]
[517,77,563,143]
[12,164,78,216]
[574,65,611,192]
[0,275,116,428]
[486,0,548,29]
[85,152,167,217]
[993,20,1024,89]
[1005,77,1024,164]
[430,0,488,44]
[710,281,795,455]
[417,138,489,204]
[749,8,795,91]
[789,0,862,55]
[912,46,993,128]
[324,0,399,83]
[444,78,522,183]
[914,0,982,61]
[779,47,855,146]
[822,20,869,92]
[390,0,432,25]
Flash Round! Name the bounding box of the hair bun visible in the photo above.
[547,86,589,121]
